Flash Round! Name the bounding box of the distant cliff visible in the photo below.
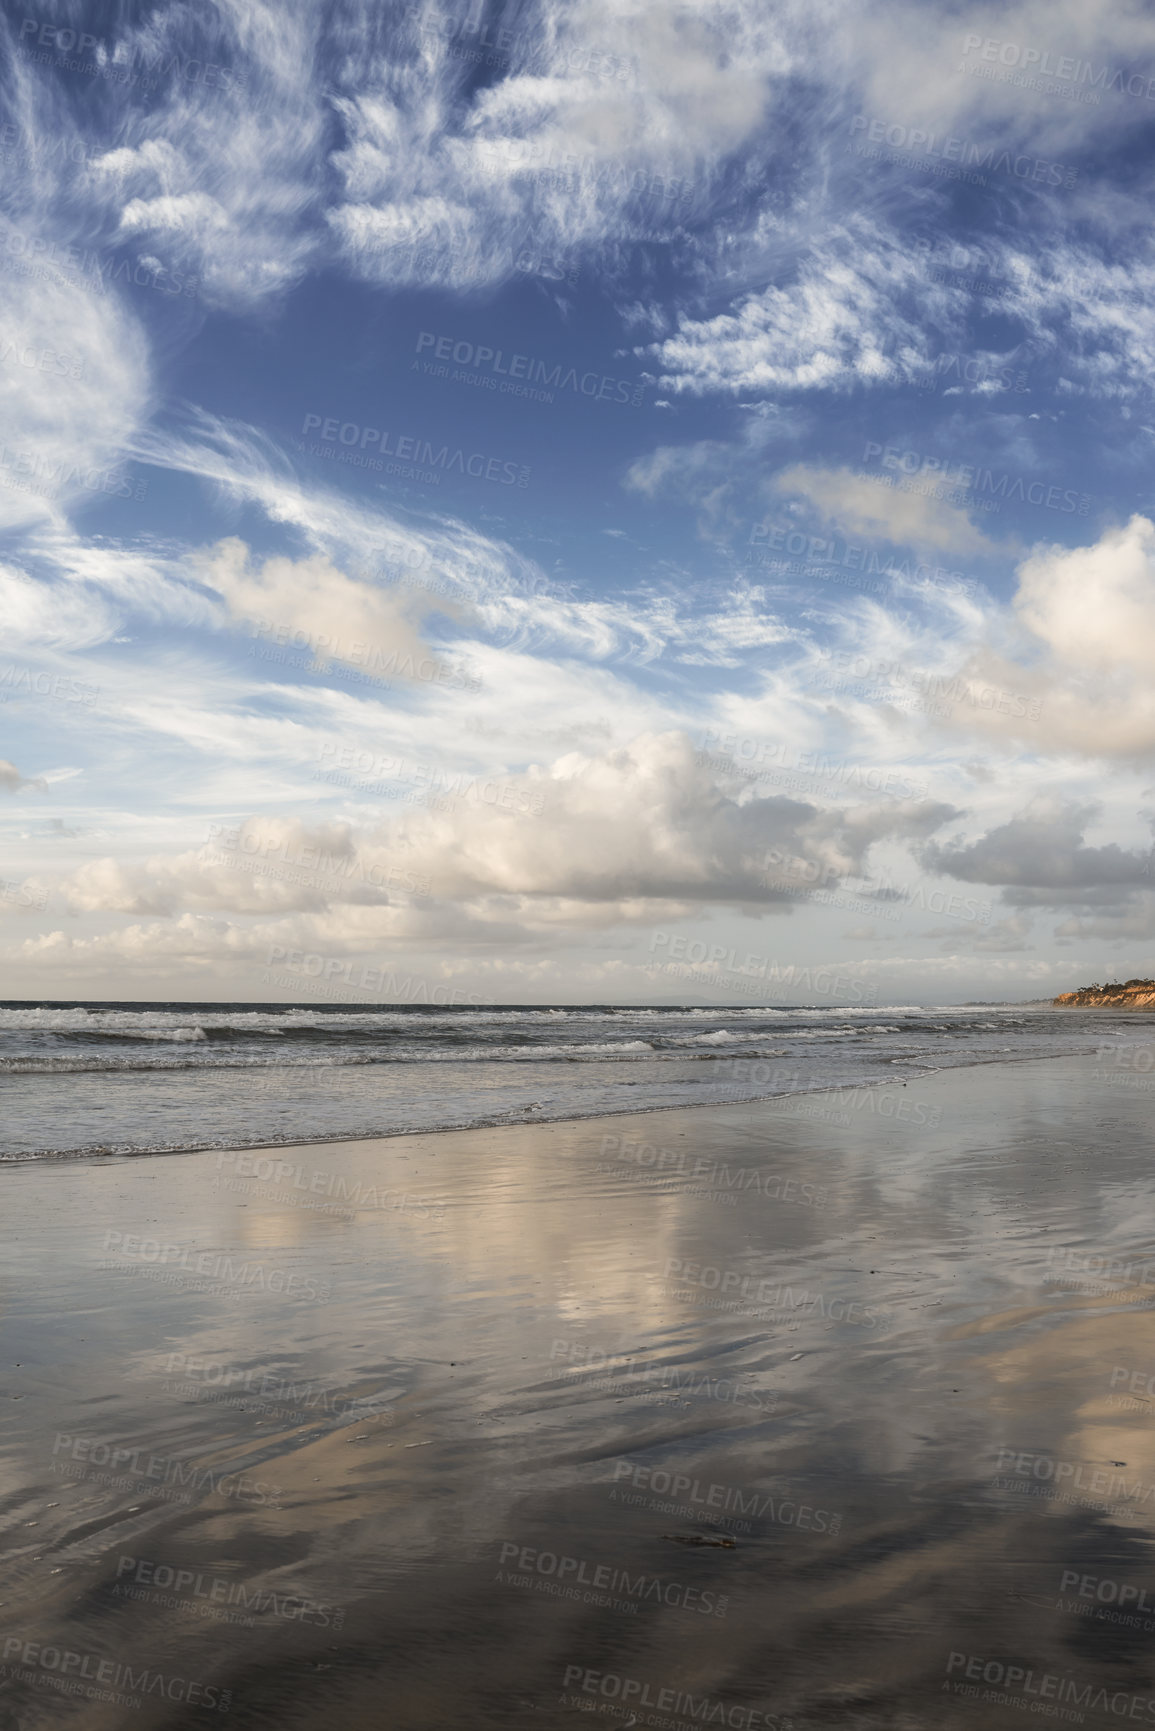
[1054,979,1155,1008]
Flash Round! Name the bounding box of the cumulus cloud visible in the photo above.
[41,735,957,942]
[775,464,997,557]
[195,538,449,680]
[1015,516,1155,673]
[57,818,422,917]
[923,797,1154,902]
[932,516,1155,757]
[390,729,954,911]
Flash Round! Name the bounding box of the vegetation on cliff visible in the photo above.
[1054,979,1155,1007]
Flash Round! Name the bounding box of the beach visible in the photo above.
[3,1051,1155,1727]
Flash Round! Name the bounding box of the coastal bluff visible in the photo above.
[1054,979,1155,1008]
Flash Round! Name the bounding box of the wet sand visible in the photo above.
[3,1054,1155,1728]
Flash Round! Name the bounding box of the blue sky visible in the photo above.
[3,0,1155,1003]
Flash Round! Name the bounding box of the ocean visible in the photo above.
[0,998,1136,1160]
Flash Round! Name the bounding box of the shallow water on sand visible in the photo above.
[3,1054,1155,1727]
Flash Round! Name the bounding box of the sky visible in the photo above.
[2,0,1155,1006]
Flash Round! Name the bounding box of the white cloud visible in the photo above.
[1015,516,1155,674]
[196,538,445,679]
[624,440,734,500]
[57,818,415,916]
[1055,894,1155,942]
[86,2,328,310]
[923,797,1154,900]
[388,729,952,909]
[848,0,1155,153]
[327,0,790,292]
[0,231,152,531]
[972,241,1155,402]
[0,561,117,650]
[0,759,45,793]
[29,734,958,962]
[932,516,1155,757]
[646,223,970,396]
[775,464,998,557]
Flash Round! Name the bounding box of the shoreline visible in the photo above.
[0,1045,1103,1165]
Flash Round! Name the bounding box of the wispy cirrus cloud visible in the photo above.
[645,222,972,396]
[0,231,152,530]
